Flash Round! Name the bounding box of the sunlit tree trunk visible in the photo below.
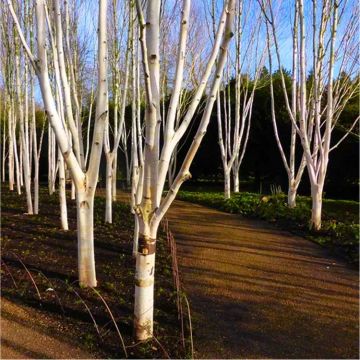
[7,97,14,191]
[8,0,109,286]
[232,168,239,193]
[134,0,235,340]
[264,0,306,209]
[58,149,68,230]
[263,0,358,228]
[15,34,33,213]
[214,0,264,199]
[131,15,144,256]
[2,113,6,183]
[12,99,22,195]
[224,168,231,199]
[104,0,130,223]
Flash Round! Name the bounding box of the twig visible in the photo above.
[91,288,128,358]
[1,259,18,288]
[183,294,194,359]
[10,252,42,301]
[57,279,101,337]
[153,334,171,359]
[36,271,65,315]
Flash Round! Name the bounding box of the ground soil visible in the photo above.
[165,199,359,359]
[2,188,359,359]
[1,188,185,359]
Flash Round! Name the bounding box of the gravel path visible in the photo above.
[1,298,95,359]
[166,199,359,359]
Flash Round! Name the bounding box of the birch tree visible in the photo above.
[7,0,109,286]
[215,0,266,198]
[1,4,26,196]
[130,10,144,255]
[1,94,6,184]
[263,0,359,228]
[103,0,131,223]
[29,4,46,214]
[262,0,307,208]
[15,24,34,214]
[0,10,15,192]
[133,0,235,340]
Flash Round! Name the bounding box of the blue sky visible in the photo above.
[30,0,358,104]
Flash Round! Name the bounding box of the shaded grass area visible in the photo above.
[177,191,359,265]
[1,187,191,359]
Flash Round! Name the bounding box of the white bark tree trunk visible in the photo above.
[133,0,235,340]
[263,0,357,229]
[58,150,69,230]
[8,0,108,287]
[112,154,117,201]
[105,153,113,223]
[13,109,21,195]
[233,169,239,193]
[15,43,33,214]
[134,221,157,340]
[19,143,23,187]
[7,100,14,191]
[48,125,55,195]
[214,0,263,200]
[77,190,97,286]
[310,184,322,231]
[33,157,40,213]
[2,99,6,183]
[287,179,297,208]
[104,0,131,222]
[71,181,76,200]
[224,169,231,199]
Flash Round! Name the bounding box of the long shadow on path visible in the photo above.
[165,200,359,359]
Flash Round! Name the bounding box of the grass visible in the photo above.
[177,190,359,265]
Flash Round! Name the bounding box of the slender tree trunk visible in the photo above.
[51,130,56,194]
[310,183,322,230]
[76,189,97,287]
[224,169,231,199]
[34,162,39,213]
[8,103,14,191]
[134,220,158,340]
[19,143,23,187]
[71,181,76,200]
[31,91,41,214]
[287,179,297,208]
[124,141,131,188]
[33,120,45,215]
[112,153,117,201]
[2,121,6,183]
[105,153,113,223]
[13,122,21,195]
[48,124,54,195]
[58,150,69,230]
[233,168,239,193]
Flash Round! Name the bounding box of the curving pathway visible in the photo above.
[165,199,359,359]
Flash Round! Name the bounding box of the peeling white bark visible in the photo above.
[133,0,235,340]
[8,0,108,287]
